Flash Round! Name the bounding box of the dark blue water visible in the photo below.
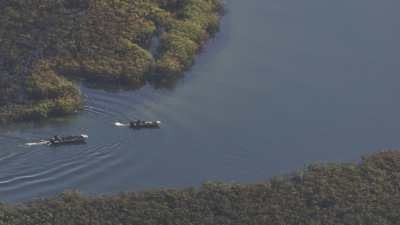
[2,0,400,202]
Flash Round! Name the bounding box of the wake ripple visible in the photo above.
[0,142,122,193]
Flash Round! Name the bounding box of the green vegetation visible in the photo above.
[0,0,223,123]
[1,150,400,225]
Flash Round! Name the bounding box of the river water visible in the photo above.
[2,0,400,202]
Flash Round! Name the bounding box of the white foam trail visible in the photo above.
[25,140,50,147]
[114,122,129,127]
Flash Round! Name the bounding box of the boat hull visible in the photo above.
[48,135,88,146]
[129,121,161,129]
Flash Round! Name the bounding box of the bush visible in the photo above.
[25,61,78,100]
[0,0,223,123]
[2,151,400,224]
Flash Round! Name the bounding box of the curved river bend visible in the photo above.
[2,0,400,202]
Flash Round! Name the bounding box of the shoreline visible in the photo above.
[0,150,398,224]
[0,0,224,124]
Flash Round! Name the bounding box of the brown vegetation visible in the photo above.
[1,151,399,225]
[0,0,223,123]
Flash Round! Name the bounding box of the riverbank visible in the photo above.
[0,0,223,123]
[1,150,398,224]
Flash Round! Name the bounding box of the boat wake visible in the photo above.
[114,122,129,127]
[25,140,50,147]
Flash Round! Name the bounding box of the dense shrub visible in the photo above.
[1,151,400,225]
[156,32,199,76]
[0,0,223,123]
[25,61,78,100]
[59,41,153,84]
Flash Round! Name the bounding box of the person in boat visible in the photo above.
[48,134,88,145]
[129,121,136,127]
[50,135,61,142]
[130,120,142,127]
[49,135,60,144]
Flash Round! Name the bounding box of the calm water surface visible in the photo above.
[2,0,400,202]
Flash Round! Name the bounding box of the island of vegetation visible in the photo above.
[1,150,399,224]
[0,0,223,123]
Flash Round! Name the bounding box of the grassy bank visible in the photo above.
[0,0,223,123]
[1,150,399,225]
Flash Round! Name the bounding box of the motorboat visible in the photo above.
[129,120,161,129]
[48,134,88,146]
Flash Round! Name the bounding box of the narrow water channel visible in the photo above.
[1,0,400,202]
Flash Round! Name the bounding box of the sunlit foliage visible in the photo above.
[0,0,223,123]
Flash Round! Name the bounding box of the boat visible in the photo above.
[129,120,161,129]
[48,134,88,146]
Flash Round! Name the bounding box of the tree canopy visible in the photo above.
[0,0,223,123]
